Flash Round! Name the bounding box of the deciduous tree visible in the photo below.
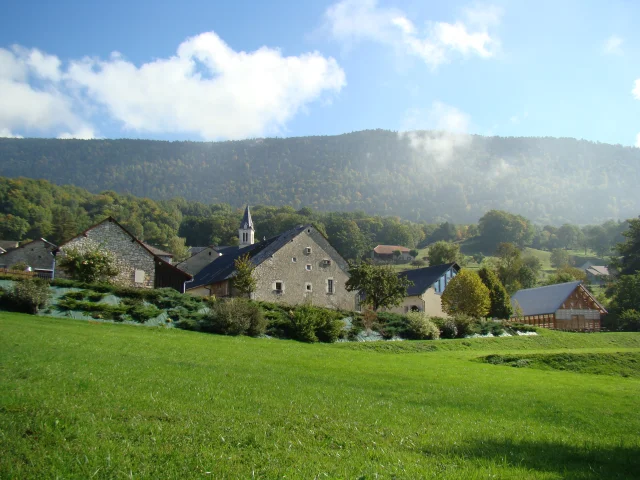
[441,270,490,318]
[345,262,413,311]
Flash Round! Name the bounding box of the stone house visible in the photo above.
[0,238,57,275]
[510,281,606,331]
[186,207,355,310]
[176,246,223,276]
[0,240,19,254]
[56,217,191,291]
[384,263,459,316]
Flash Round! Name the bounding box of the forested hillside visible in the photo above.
[1,130,638,225]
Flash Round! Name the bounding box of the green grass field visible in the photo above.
[1,313,639,479]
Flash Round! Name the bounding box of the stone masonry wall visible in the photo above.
[59,220,156,287]
[252,228,355,310]
[0,240,56,270]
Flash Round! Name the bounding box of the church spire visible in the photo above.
[239,205,255,246]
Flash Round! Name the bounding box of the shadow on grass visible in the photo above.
[435,438,639,479]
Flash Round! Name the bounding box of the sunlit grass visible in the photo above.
[1,313,639,479]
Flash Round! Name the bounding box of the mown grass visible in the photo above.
[1,313,639,479]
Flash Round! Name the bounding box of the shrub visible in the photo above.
[411,259,427,267]
[440,318,458,339]
[478,319,492,335]
[10,261,28,271]
[57,246,119,283]
[87,292,106,302]
[288,306,321,342]
[452,314,478,338]
[314,310,345,343]
[377,311,410,338]
[491,322,505,336]
[405,312,440,340]
[4,279,51,314]
[201,298,265,337]
[63,290,86,301]
[129,304,162,323]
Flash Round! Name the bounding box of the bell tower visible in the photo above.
[239,205,255,246]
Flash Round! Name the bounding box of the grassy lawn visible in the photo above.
[1,313,639,479]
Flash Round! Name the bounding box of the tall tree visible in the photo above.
[345,262,413,311]
[614,218,640,275]
[477,267,513,319]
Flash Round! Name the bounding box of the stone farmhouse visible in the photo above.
[372,245,413,263]
[0,238,57,276]
[510,281,607,331]
[186,206,356,310]
[56,217,191,292]
[177,246,223,276]
[384,263,459,316]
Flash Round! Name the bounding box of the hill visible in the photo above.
[1,313,639,478]
[1,130,639,225]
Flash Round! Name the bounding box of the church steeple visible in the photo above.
[239,205,255,246]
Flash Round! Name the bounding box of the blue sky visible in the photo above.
[1,0,639,146]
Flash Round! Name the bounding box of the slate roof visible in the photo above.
[241,205,254,230]
[374,245,410,255]
[0,240,19,251]
[187,246,208,256]
[398,263,459,296]
[189,225,309,289]
[143,243,173,257]
[510,281,582,316]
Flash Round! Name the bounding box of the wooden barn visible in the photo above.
[510,281,606,331]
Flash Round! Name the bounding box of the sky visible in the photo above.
[0,0,639,146]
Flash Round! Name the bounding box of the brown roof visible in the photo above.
[586,266,609,276]
[373,245,411,255]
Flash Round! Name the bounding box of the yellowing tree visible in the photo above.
[441,269,490,318]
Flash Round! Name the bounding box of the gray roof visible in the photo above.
[511,281,582,316]
[241,205,254,230]
[399,263,459,296]
[0,240,19,251]
[188,246,208,256]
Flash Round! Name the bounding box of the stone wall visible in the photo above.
[0,239,56,270]
[59,220,156,287]
[177,247,221,275]
[252,228,355,310]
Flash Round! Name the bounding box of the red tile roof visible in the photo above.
[373,245,411,255]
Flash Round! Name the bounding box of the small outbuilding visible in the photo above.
[510,281,606,331]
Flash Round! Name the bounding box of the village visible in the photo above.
[0,205,610,335]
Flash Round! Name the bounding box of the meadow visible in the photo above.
[1,313,639,479]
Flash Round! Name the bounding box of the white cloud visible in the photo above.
[0,46,93,138]
[0,33,345,140]
[66,32,345,139]
[324,0,502,68]
[399,101,472,163]
[633,79,640,100]
[603,35,623,56]
[0,128,23,138]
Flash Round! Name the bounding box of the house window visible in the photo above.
[274,281,284,293]
[327,279,334,294]
[306,264,312,271]
[305,247,312,254]
[305,283,312,292]
[292,257,297,263]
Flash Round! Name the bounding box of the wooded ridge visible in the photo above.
[1,129,637,225]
